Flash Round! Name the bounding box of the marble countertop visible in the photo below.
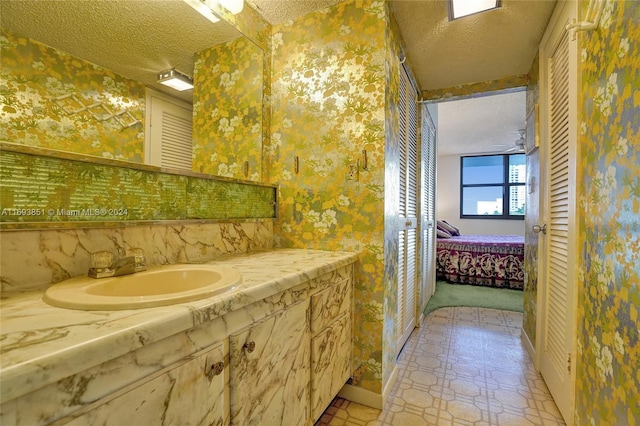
[0,249,358,404]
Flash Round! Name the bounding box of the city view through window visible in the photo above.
[461,154,526,218]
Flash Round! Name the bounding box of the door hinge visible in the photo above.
[567,352,571,373]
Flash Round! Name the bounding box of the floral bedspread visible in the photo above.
[436,235,525,290]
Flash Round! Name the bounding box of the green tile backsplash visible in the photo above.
[0,148,276,228]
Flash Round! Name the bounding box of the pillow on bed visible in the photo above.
[438,220,461,236]
[437,227,452,238]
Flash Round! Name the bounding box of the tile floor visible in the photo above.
[316,307,566,425]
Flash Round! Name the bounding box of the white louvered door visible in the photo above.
[397,64,418,356]
[538,1,577,423]
[147,92,193,171]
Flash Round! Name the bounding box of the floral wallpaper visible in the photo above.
[0,29,145,162]
[207,1,273,183]
[574,0,639,424]
[193,36,263,181]
[270,0,391,393]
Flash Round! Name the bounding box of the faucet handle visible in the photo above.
[91,251,113,269]
[126,247,147,271]
[126,247,145,260]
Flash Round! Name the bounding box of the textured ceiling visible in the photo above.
[390,0,557,91]
[246,0,345,24]
[436,90,527,156]
[1,0,241,103]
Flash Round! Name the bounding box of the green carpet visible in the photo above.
[424,281,523,316]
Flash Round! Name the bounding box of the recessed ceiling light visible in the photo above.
[448,0,501,20]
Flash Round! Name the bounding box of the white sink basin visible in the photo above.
[43,264,242,310]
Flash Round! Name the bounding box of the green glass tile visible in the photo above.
[0,149,276,225]
[186,177,276,219]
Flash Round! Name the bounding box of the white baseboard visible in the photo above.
[521,327,536,362]
[338,365,398,410]
[383,365,399,404]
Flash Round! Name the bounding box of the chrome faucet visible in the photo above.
[88,248,147,279]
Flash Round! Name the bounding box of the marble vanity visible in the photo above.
[0,249,357,425]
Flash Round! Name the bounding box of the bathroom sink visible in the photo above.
[43,264,242,310]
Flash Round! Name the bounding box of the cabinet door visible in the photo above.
[310,278,351,334]
[310,313,351,422]
[67,342,228,426]
[229,301,310,426]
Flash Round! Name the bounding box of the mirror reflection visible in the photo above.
[0,0,264,182]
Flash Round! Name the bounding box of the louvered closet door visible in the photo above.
[420,106,437,312]
[396,64,418,356]
[148,95,193,171]
[539,1,577,422]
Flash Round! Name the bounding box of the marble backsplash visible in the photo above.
[0,220,274,293]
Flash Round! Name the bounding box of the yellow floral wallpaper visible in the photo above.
[0,29,145,162]
[575,0,639,424]
[207,1,273,182]
[270,0,395,393]
[193,36,263,180]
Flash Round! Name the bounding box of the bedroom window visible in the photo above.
[460,154,525,219]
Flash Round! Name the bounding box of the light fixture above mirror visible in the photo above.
[157,69,194,91]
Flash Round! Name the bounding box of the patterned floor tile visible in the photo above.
[315,307,566,426]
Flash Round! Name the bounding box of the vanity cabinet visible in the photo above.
[309,275,353,422]
[1,253,357,426]
[65,342,228,426]
[229,300,310,426]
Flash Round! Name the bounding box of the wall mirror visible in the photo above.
[1,0,265,182]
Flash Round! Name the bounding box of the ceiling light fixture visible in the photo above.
[448,0,501,20]
[157,69,194,91]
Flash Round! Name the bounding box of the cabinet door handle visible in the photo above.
[206,361,225,380]
[243,341,256,353]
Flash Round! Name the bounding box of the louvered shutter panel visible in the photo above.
[397,64,418,355]
[405,68,418,340]
[148,95,192,171]
[397,66,407,342]
[545,29,571,378]
[159,110,192,170]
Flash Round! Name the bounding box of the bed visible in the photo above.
[435,233,525,290]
